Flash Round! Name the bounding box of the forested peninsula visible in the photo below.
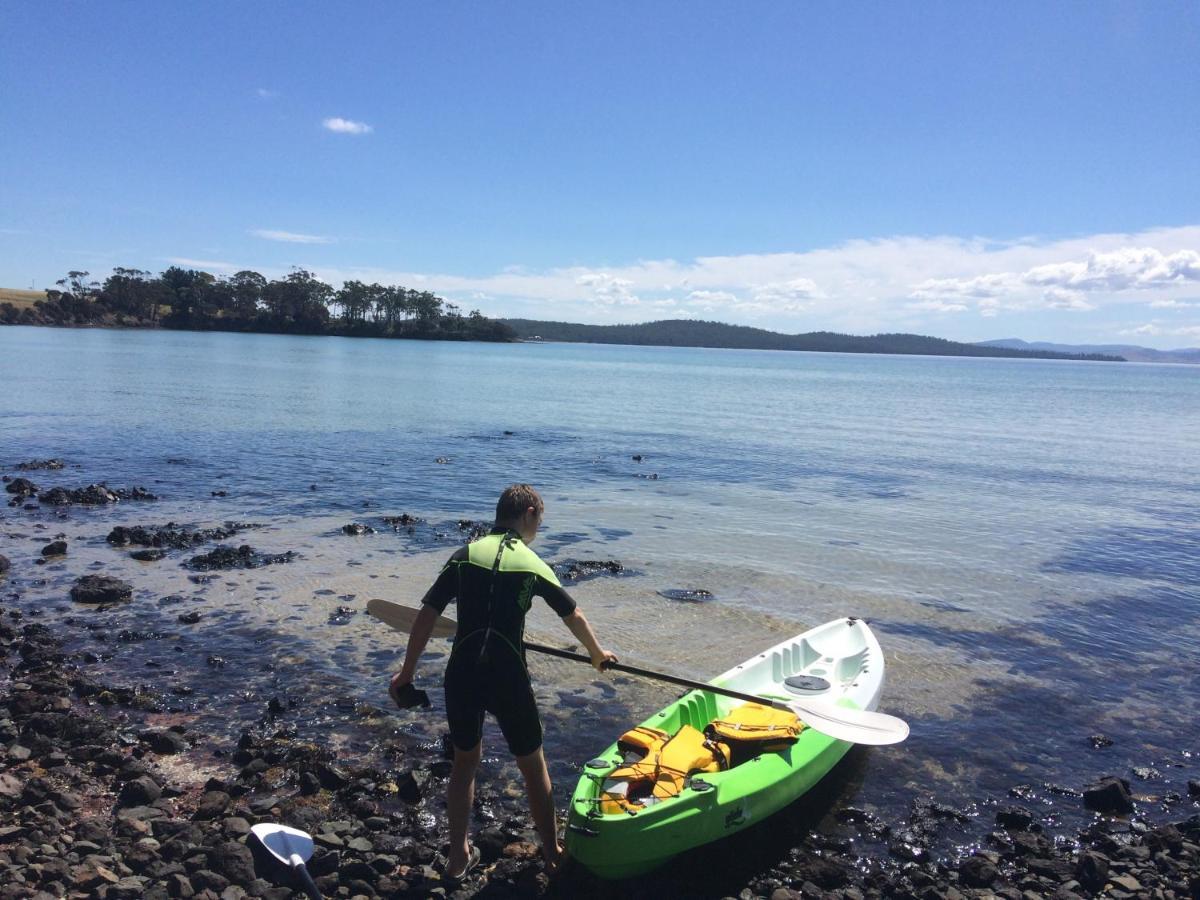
[0,268,515,341]
[503,318,1126,361]
[2,267,1126,361]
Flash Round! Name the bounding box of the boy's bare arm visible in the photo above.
[562,609,618,671]
[389,604,440,705]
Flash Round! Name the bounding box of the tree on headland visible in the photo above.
[0,263,516,342]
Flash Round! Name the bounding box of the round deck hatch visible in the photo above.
[784,675,831,693]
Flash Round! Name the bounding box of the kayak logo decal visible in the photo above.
[724,802,749,829]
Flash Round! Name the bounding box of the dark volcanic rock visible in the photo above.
[0,554,9,574]
[16,458,65,470]
[995,805,1035,831]
[40,483,157,505]
[209,841,256,884]
[6,477,39,497]
[107,521,261,550]
[382,514,422,528]
[341,523,376,535]
[185,544,296,571]
[1083,776,1134,814]
[130,549,166,562]
[555,559,626,583]
[1075,850,1111,893]
[958,855,998,887]
[41,540,68,557]
[141,729,187,755]
[70,574,133,604]
[328,606,357,625]
[117,776,163,808]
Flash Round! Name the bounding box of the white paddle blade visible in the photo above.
[251,823,315,866]
[788,701,909,746]
[367,599,457,639]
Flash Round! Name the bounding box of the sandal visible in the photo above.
[444,842,482,884]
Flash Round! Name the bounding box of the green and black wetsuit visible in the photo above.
[423,527,576,756]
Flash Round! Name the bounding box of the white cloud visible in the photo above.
[1024,247,1200,291]
[308,224,1200,341]
[165,257,240,274]
[1149,298,1199,309]
[1043,288,1095,311]
[577,272,640,305]
[750,277,819,312]
[906,299,969,313]
[250,229,334,245]
[685,290,739,309]
[1121,322,1200,339]
[322,117,373,135]
[255,88,279,100]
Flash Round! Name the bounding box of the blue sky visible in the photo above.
[3,2,1199,347]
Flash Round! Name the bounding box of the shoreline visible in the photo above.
[3,467,1199,896]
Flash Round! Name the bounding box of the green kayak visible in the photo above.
[565,617,886,879]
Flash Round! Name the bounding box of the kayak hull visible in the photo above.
[566,617,884,879]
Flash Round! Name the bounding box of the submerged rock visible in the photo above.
[328,606,357,625]
[555,559,625,583]
[41,540,68,557]
[382,513,422,528]
[107,521,261,550]
[341,523,376,536]
[5,477,39,498]
[16,458,65,470]
[70,574,133,604]
[0,554,9,574]
[657,587,714,602]
[40,484,157,505]
[185,544,297,571]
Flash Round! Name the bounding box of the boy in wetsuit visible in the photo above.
[389,484,617,880]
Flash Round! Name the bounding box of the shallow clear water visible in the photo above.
[2,325,1198,838]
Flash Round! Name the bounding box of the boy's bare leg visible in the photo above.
[515,747,564,871]
[447,742,482,875]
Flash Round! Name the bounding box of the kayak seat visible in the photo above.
[705,702,804,767]
[599,725,730,815]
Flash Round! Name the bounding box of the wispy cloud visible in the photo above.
[165,257,241,274]
[322,117,373,135]
[250,229,334,245]
[1122,322,1200,339]
[255,88,279,100]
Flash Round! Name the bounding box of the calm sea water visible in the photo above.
[2,325,1198,846]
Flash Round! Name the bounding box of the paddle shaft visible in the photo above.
[524,641,792,711]
[294,862,322,900]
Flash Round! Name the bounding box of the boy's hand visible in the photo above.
[389,673,431,709]
[591,649,619,672]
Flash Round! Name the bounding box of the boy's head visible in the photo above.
[495,483,544,543]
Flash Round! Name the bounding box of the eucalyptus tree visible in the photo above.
[227,270,267,320]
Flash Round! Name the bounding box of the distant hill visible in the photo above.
[501,319,1124,361]
[978,338,1200,365]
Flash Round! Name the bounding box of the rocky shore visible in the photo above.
[1,462,1198,898]
[1,610,1197,899]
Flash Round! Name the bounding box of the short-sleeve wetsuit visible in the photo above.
[422,527,576,756]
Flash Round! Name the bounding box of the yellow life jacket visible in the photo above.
[599,724,730,815]
[705,702,804,763]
